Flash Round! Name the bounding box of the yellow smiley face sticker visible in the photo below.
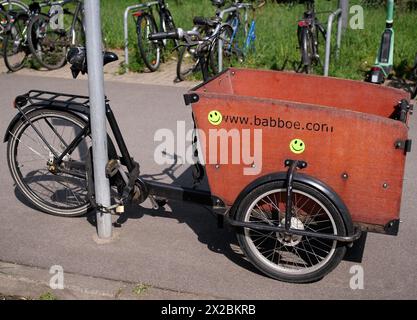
[208,110,223,126]
[290,139,306,154]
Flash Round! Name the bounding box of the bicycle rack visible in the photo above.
[123,1,158,71]
[323,0,349,76]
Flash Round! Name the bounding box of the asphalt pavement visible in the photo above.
[0,73,416,299]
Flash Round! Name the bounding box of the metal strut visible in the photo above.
[284,159,308,230]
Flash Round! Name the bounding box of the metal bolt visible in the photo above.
[342,173,348,180]
[215,164,220,169]
[383,183,388,189]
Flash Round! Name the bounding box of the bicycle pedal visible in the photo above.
[105,159,120,178]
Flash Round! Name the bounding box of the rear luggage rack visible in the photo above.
[26,90,91,107]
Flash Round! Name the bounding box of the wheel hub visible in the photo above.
[277,217,305,247]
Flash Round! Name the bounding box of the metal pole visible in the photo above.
[339,0,349,31]
[84,0,112,239]
[124,6,130,70]
[324,8,342,77]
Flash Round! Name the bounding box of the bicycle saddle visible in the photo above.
[67,47,119,79]
[193,16,219,28]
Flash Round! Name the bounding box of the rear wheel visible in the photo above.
[235,180,347,283]
[137,13,160,72]
[7,110,92,216]
[27,13,68,70]
[298,26,313,74]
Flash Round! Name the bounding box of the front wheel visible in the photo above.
[136,14,161,72]
[176,45,199,81]
[235,180,347,283]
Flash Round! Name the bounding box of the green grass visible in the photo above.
[101,0,417,80]
[132,283,151,296]
[38,292,57,300]
[14,0,417,79]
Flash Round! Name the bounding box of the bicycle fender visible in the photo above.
[228,172,354,236]
[3,103,90,143]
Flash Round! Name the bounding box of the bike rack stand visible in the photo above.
[323,0,349,76]
[123,1,158,71]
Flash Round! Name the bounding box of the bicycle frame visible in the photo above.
[8,90,225,213]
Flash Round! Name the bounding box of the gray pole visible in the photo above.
[84,0,112,239]
[340,0,349,31]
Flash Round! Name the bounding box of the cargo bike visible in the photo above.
[4,64,413,283]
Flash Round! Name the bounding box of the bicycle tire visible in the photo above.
[27,13,68,70]
[235,180,347,283]
[136,13,161,72]
[0,0,29,12]
[298,26,313,74]
[7,109,92,216]
[176,45,199,81]
[3,12,28,72]
[7,109,118,217]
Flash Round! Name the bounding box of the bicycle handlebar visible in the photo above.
[148,29,180,41]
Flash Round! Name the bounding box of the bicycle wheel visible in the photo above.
[235,180,347,283]
[176,45,199,81]
[27,13,67,70]
[0,9,9,56]
[136,13,160,72]
[3,12,29,72]
[0,0,28,12]
[7,109,92,216]
[298,26,313,74]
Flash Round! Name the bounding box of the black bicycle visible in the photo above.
[3,0,84,72]
[27,0,84,70]
[297,0,326,74]
[158,23,234,82]
[133,0,178,72]
[176,0,256,82]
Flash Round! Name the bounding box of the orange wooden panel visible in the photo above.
[196,68,410,118]
[191,69,410,228]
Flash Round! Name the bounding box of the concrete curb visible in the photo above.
[0,261,219,300]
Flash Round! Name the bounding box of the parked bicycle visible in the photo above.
[3,0,84,72]
[132,0,178,72]
[161,24,234,82]
[176,0,257,82]
[296,0,326,74]
[0,1,29,56]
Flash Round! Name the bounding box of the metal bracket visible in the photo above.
[395,139,412,154]
[184,93,200,105]
[284,159,307,230]
[393,99,413,123]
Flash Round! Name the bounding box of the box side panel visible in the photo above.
[227,68,409,118]
[192,94,408,228]
[194,69,234,95]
